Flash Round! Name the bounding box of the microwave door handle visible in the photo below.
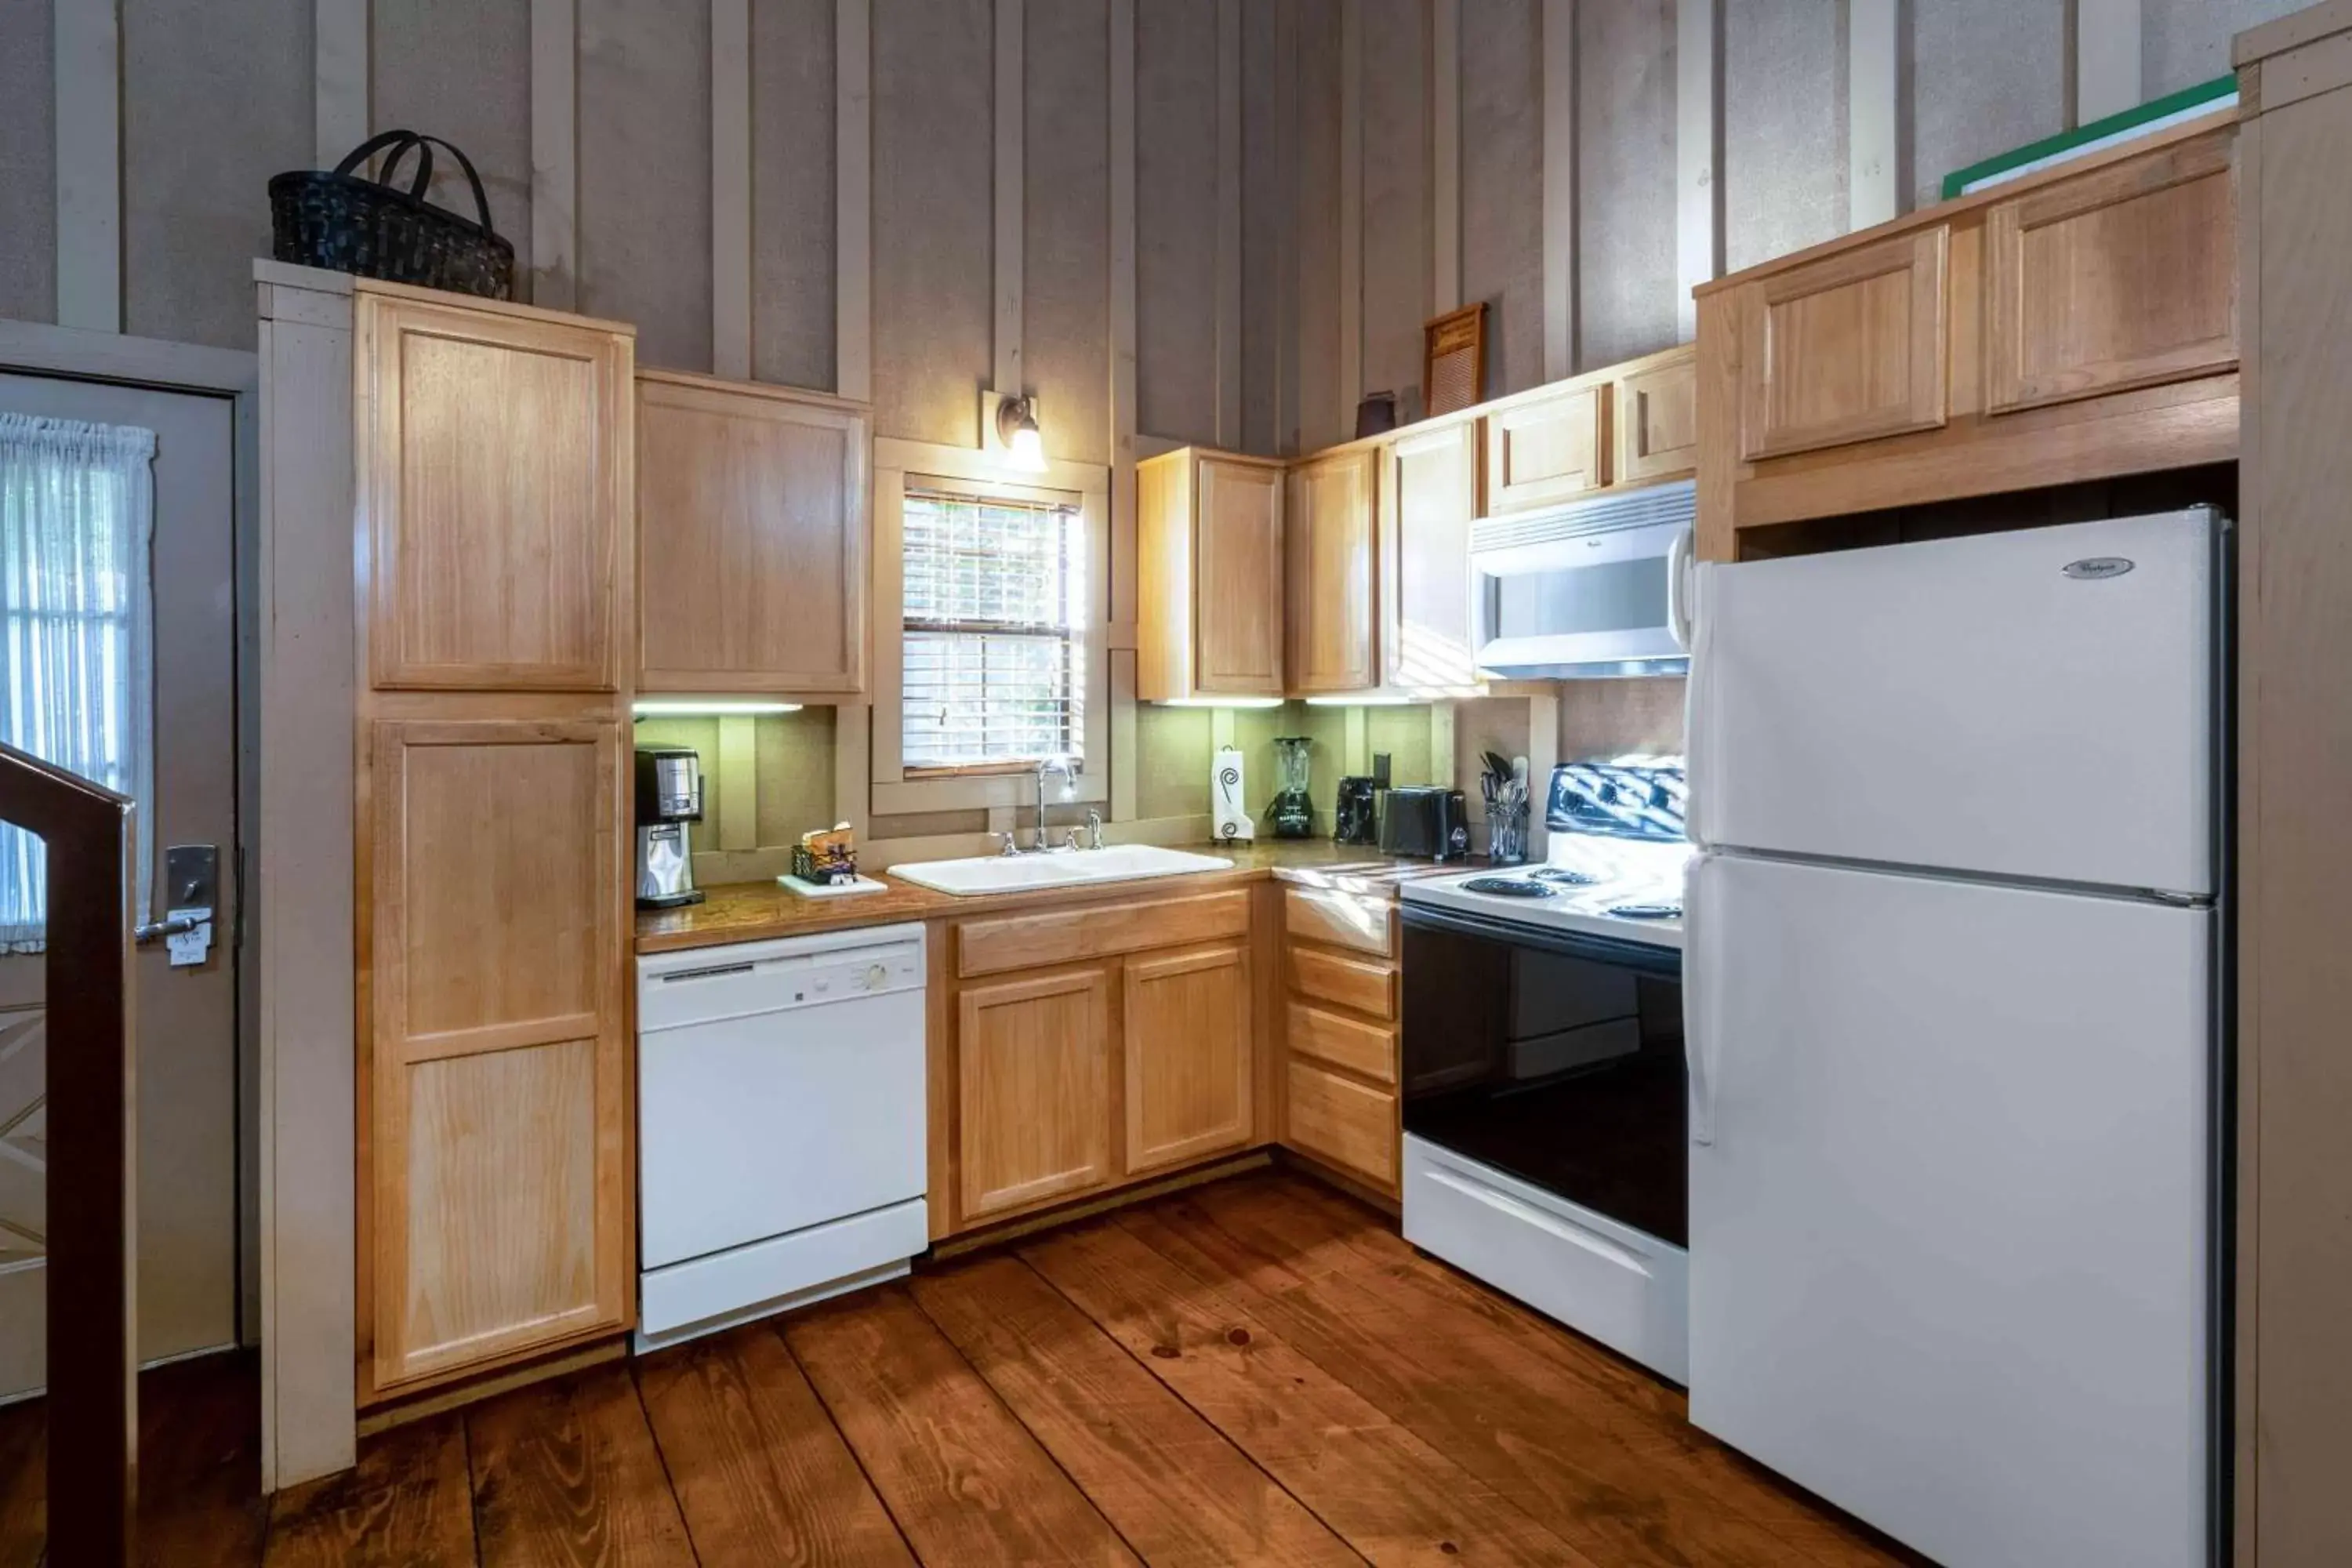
[1667,524,1694,652]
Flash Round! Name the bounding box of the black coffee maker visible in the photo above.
[1332,751,1386,845]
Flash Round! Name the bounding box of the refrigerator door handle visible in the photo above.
[1683,559,1713,850]
[1686,853,1718,1145]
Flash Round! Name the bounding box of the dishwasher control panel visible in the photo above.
[637,923,926,1035]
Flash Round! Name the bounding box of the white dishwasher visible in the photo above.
[635,923,927,1351]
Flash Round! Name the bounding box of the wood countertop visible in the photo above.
[634,840,1477,954]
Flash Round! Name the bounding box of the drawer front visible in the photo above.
[1287,1000,1397,1085]
[957,889,1251,978]
[1288,944,1396,1020]
[1284,1060,1399,1189]
[1283,887,1395,958]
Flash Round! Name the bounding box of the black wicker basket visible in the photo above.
[268,130,515,300]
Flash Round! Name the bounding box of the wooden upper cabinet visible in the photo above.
[1484,383,1607,513]
[1138,449,1285,701]
[1196,456,1285,694]
[1122,942,1254,1176]
[1615,350,1700,485]
[1735,226,1949,460]
[956,966,1115,1224]
[366,718,629,1394]
[1984,129,2235,414]
[1383,421,1483,691]
[636,371,869,695]
[356,288,633,691]
[1284,449,1378,695]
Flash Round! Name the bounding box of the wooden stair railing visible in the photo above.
[0,739,137,1566]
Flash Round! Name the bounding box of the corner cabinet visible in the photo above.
[1284,448,1379,695]
[636,370,870,697]
[364,719,631,1394]
[1138,448,1286,701]
[355,289,633,691]
[1383,420,1483,692]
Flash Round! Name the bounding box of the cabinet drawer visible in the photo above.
[1284,1061,1399,1189]
[1287,1001,1396,1084]
[1283,887,1395,957]
[957,890,1250,978]
[1287,945,1396,1020]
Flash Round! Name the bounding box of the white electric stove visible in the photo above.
[1398,760,1694,1382]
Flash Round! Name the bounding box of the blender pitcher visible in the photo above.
[1269,736,1315,839]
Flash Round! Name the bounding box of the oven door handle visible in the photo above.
[1399,902,1683,976]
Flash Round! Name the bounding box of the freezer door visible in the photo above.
[1687,510,2216,895]
[1686,851,2210,1568]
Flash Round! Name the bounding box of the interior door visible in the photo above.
[0,372,240,1398]
[1686,850,2211,1568]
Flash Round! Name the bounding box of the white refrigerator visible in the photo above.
[1683,510,2223,1568]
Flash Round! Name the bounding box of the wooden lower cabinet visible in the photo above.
[938,894,1264,1236]
[1123,942,1254,1174]
[1276,888,1403,1196]
[363,717,631,1399]
[954,967,1116,1223]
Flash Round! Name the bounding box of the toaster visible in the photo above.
[1375,786,1471,860]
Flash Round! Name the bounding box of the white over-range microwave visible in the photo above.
[1469,478,1695,679]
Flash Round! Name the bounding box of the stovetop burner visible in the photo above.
[1606,902,1682,920]
[1530,867,1601,886]
[1460,876,1556,898]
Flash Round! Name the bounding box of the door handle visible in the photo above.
[135,910,209,943]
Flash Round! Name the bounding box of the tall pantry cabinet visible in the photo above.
[351,283,637,1403]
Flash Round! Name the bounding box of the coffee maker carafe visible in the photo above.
[634,743,705,908]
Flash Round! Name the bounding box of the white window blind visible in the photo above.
[0,414,157,953]
[902,488,1085,773]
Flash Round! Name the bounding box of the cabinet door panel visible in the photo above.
[1737,227,1948,460]
[369,719,628,1392]
[1195,457,1285,694]
[1616,354,1700,484]
[1984,132,2235,414]
[637,374,869,693]
[1385,422,1483,691]
[956,967,1114,1221]
[1123,943,1254,1175]
[1285,451,1378,694]
[1484,385,1606,513]
[359,292,632,690]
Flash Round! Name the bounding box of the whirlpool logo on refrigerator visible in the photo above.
[2062,557,2136,579]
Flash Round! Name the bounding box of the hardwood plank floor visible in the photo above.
[786,1284,1142,1566]
[635,1321,915,1566]
[2,1174,1918,1566]
[908,1253,1359,1568]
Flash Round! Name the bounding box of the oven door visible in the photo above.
[1399,902,1686,1246]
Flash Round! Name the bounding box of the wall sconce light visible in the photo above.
[983,389,1050,473]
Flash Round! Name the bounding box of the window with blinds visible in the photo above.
[901,488,1087,774]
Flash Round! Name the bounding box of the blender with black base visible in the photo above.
[1269,735,1316,839]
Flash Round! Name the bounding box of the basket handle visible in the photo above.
[332,129,434,198]
[329,131,497,234]
[407,135,496,233]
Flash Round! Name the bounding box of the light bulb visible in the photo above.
[1006,420,1047,473]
